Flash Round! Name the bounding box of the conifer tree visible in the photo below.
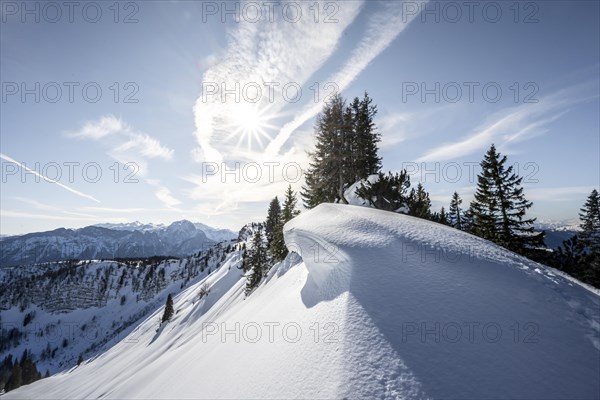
[5,362,21,392]
[302,93,382,208]
[351,92,382,180]
[161,294,174,323]
[448,192,465,230]
[579,189,600,254]
[408,183,432,219]
[270,185,300,261]
[264,197,281,245]
[302,94,349,207]
[245,226,267,294]
[438,207,448,225]
[469,144,544,253]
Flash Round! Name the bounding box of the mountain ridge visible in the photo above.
[4,204,598,399]
[0,220,236,267]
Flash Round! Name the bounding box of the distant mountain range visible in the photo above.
[533,220,580,250]
[0,221,236,267]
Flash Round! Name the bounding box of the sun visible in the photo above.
[227,103,274,151]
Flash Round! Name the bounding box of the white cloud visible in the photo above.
[12,196,57,211]
[0,210,104,222]
[265,1,426,157]
[155,187,181,208]
[416,82,599,162]
[114,133,174,160]
[68,115,125,140]
[146,179,182,209]
[377,112,411,149]
[526,186,596,202]
[69,115,174,161]
[192,1,365,163]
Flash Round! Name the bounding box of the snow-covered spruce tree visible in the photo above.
[270,185,300,262]
[408,183,432,219]
[448,192,465,230]
[245,226,268,294]
[302,93,381,208]
[264,196,281,246]
[161,294,174,323]
[469,144,544,254]
[355,171,411,211]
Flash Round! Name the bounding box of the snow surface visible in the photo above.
[4,204,600,399]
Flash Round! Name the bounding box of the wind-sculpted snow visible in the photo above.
[284,204,600,399]
[4,204,599,399]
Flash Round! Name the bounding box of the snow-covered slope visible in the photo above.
[0,241,236,375]
[4,204,599,399]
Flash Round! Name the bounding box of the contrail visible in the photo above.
[265,1,427,157]
[1,153,101,203]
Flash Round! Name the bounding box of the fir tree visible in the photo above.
[351,92,382,180]
[579,189,600,254]
[270,185,300,261]
[438,207,448,225]
[408,183,431,219]
[448,192,465,230]
[469,144,544,253]
[245,226,268,294]
[161,294,174,323]
[77,354,84,366]
[302,94,349,207]
[302,93,382,208]
[264,197,281,245]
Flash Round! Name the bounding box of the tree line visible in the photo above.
[298,91,599,288]
[236,91,598,294]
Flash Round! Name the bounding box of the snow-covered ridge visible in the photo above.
[94,220,236,242]
[4,204,599,399]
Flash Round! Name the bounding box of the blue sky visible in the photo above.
[1,0,598,234]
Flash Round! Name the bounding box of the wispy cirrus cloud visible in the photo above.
[146,179,182,209]
[192,1,365,163]
[416,81,599,162]
[526,186,597,202]
[377,112,412,149]
[265,1,427,157]
[188,1,426,215]
[68,115,174,162]
[69,115,125,140]
[0,210,108,222]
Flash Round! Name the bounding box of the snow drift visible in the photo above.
[4,204,600,399]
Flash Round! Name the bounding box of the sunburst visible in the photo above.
[226,103,276,151]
